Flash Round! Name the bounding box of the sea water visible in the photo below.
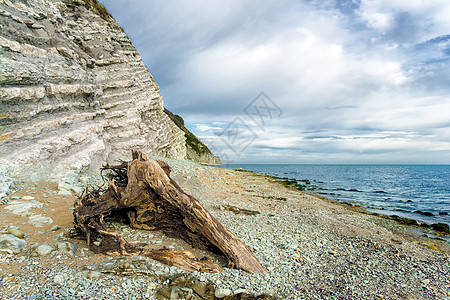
[220,164,450,228]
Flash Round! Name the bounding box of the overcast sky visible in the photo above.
[100,0,450,164]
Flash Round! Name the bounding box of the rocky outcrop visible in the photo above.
[164,109,221,165]
[0,0,219,181]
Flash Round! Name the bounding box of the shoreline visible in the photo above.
[1,159,449,299]
[228,166,450,244]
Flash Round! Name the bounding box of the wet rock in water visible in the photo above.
[431,223,450,234]
[414,210,434,217]
[438,212,448,216]
[7,228,25,239]
[385,215,419,226]
[0,234,27,254]
[36,243,54,256]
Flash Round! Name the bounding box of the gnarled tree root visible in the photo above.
[73,150,267,274]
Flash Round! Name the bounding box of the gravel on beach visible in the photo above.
[0,158,449,299]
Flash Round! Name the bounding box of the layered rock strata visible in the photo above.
[0,0,218,181]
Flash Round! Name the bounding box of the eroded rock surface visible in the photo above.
[0,0,218,182]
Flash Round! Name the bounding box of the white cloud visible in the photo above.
[101,0,450,163]
[357,0,450,40]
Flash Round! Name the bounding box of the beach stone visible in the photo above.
[55,232,67,241]
[21,196,35,200]
[36,243,54,256]
[431,223,450,234]
[86,270,102,279]
[156,286,194,299]
[28,214,53,227]
[414,210,434,217]
[58,189,73,197]
[54,274,65,284]
[4,201,43,216]
[190,282,208,297]
[7,228,25,239]
[57,241,77,254]
[50,225,61,232]
[0,234,27,254]
[215,288,232,298]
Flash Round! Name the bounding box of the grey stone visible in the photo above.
[36,243,54,256]
[4,201,43,217]
[55,232,67,241]
[234,288,247,294]
[57,189,73,197]
[57,241,77,254]
[86,270,102,280]
[0,234,27,254]
[50,225,61,232]
[28,214,53,227]
[54,274,65,284]
[215,288,232,298]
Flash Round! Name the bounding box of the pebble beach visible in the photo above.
[0,158,449,299]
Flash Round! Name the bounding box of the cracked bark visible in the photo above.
[73,150,267,274]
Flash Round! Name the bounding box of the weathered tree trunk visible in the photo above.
[73,150,267,274]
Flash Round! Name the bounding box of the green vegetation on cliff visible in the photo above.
[164,108,213,157]
[71,0,113,21]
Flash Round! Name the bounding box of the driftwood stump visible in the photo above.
[73,150,267,274]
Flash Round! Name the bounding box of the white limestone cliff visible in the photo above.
[0,0,219,187]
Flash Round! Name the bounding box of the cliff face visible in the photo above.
[164,109,221,165]
[0,0,219,178]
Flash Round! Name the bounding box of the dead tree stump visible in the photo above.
[73,150,267,274]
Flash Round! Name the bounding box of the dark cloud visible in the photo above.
[100,0,450,163]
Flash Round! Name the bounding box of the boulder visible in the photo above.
[0,234,27,254]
